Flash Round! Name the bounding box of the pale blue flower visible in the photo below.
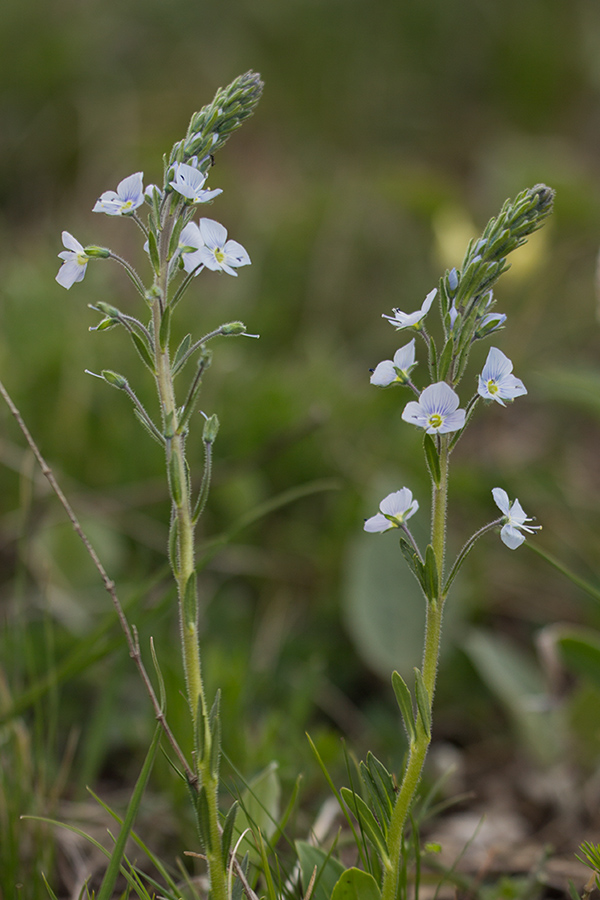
[195,218,250,276]
[179,221,204,274]
[492,488,540,549]
[448,267,459,293]
[402,382,466,434]
[475,312,506,338]
[93,172,145,215]
[56,231,89,289]
[478,347,526,406]
[364,488,419,533]
[170,163,222,203]
[370,339,417,386]
[382,288,437,330]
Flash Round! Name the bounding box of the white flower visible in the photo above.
[93,172,145,215]
[169,163,222,203]
[364,489,419,533]
[478,347,527,406]
[492,488,540,549]
[195,218,251,276]
[179,221,204,274]
[402,382,466,434]
[55,231,89,289]
[370,339,417,386]
[382,288,437,330]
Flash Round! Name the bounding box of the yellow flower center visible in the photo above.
[487,380,498,394]
[214,248,225,264]
[428,413,443,429]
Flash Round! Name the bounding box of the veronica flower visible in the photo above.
[169,163,222,203]
[370,339,417,386]
[402,382,466,434]
[178,221,204,274]
[195,218,250,276]
[93,172,145,215]
[364,488,419,533]
[55,231,90,289]
[478,347,526,406]
[492,488,540,549]
[382,288,437,330]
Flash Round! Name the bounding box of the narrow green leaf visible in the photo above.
[367,750,396,815]
[391,670,416,743]
[183,573,198,629]
[167,214,186,261]
[133,407,164,445]
[423,544,439,602]
[193,786,212,853]
[95,723,162,900]
[221,800,239,862]
[168,452,183,506]
[414,668,431,738]
[330,868,382,900]
[147,229,160,274]
[172,333,192,376]
[130,332,156,373]
[168,515,179,578]
[423,434,441,487]
[437,338,454,382]
[159,305,171,352]
[340,787,389,864]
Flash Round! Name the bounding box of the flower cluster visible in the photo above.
[56,166,249,289]
[366,190,547,552]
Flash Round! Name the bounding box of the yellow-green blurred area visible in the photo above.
[4,0,600,893]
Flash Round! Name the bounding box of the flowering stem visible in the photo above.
[151,238,227,900]
[382,440,449,900]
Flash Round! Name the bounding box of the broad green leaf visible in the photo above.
[233,762,281,863]
[330,868,382,900]
[295,841,345,900]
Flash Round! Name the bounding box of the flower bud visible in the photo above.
[202,413,220,444]
[101,369,127,389]
[83,245,111,259]
[221,321,246,335]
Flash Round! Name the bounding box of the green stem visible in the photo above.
[382,439,449,900]
[151,248,227,900]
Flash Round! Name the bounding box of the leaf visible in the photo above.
[423,434,441,487]
[330,868,382,900]
[295,841,345,900]
[391,670,416,743]
[423,544,439,602]
[463,629,560,765]
[233,762,281,863]
[414,668,431,738]
[340,787,389,863]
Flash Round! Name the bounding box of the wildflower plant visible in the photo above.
[355,185,553,900]
[54,72,263,900]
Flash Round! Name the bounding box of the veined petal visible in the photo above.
[224,239,251,265]
[437,409,466,433]
[500,523,526,549]
[364,513,393,533]
[370,360,396,386]
[492,487,511,516]
[392,339,416,371]
[199,217,228,248]
[61,231,84,253]
[420,382,460,416]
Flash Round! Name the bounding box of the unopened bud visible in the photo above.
[84,245,111,259]
[101,369,127,389]
[221,321,246,335]
[202,413,220,444]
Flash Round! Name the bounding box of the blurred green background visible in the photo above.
[3,0,600,893]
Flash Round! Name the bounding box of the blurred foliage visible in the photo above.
[3,0,600,894]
